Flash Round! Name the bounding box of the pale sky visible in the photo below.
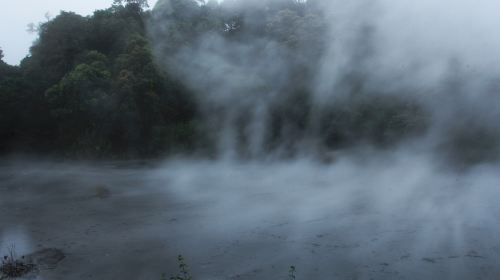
[0,0,159,65]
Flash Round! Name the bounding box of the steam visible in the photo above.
[317,0,500,89]
[4,154,500,279]
[150,0,500,165]
[142,0,500,277]
[4,1,500,279]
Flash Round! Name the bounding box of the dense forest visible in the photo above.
[1,0,483,161]
[0,0,200,157]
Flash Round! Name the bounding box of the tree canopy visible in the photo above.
[0,0,428,158]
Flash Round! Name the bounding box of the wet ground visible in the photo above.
[1,156,500,279]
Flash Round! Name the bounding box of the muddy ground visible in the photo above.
[1,156,500,279]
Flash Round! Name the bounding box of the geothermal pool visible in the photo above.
[1,154,500,279]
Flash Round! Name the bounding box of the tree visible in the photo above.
[113,0,149,10]
[266,8,326,52]
[23,12,89,89]
[112,35,166,154]
[45,51,113,152]
[87,5,146,56]
[0,47,4,61]
[111,34,197,154]
[1,0,202,156]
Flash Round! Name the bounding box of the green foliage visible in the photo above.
[45,51,113,152]
[0,1,198,157]
[114,0,149,9]
[440,122,500,166]
[86,7,144,56]
[265,6,327,53]
[319,95,428,150]
[0,52,35,152]
[267,89,312,154]
[24,12,89,88]
[151,0,214,56]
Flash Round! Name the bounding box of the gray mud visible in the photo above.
[1,156,500,279]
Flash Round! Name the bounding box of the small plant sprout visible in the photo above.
[161,256,297,280]
[170,255,192,280]
[288,265,296,280]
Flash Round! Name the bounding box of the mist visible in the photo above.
[3,151,500,279]
[3,0,500,279]
[150,0,500,165]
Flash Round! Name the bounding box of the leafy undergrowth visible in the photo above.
[163,255,297,280]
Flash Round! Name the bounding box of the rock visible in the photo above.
[27,248,65,270]
[94,185,111,199]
